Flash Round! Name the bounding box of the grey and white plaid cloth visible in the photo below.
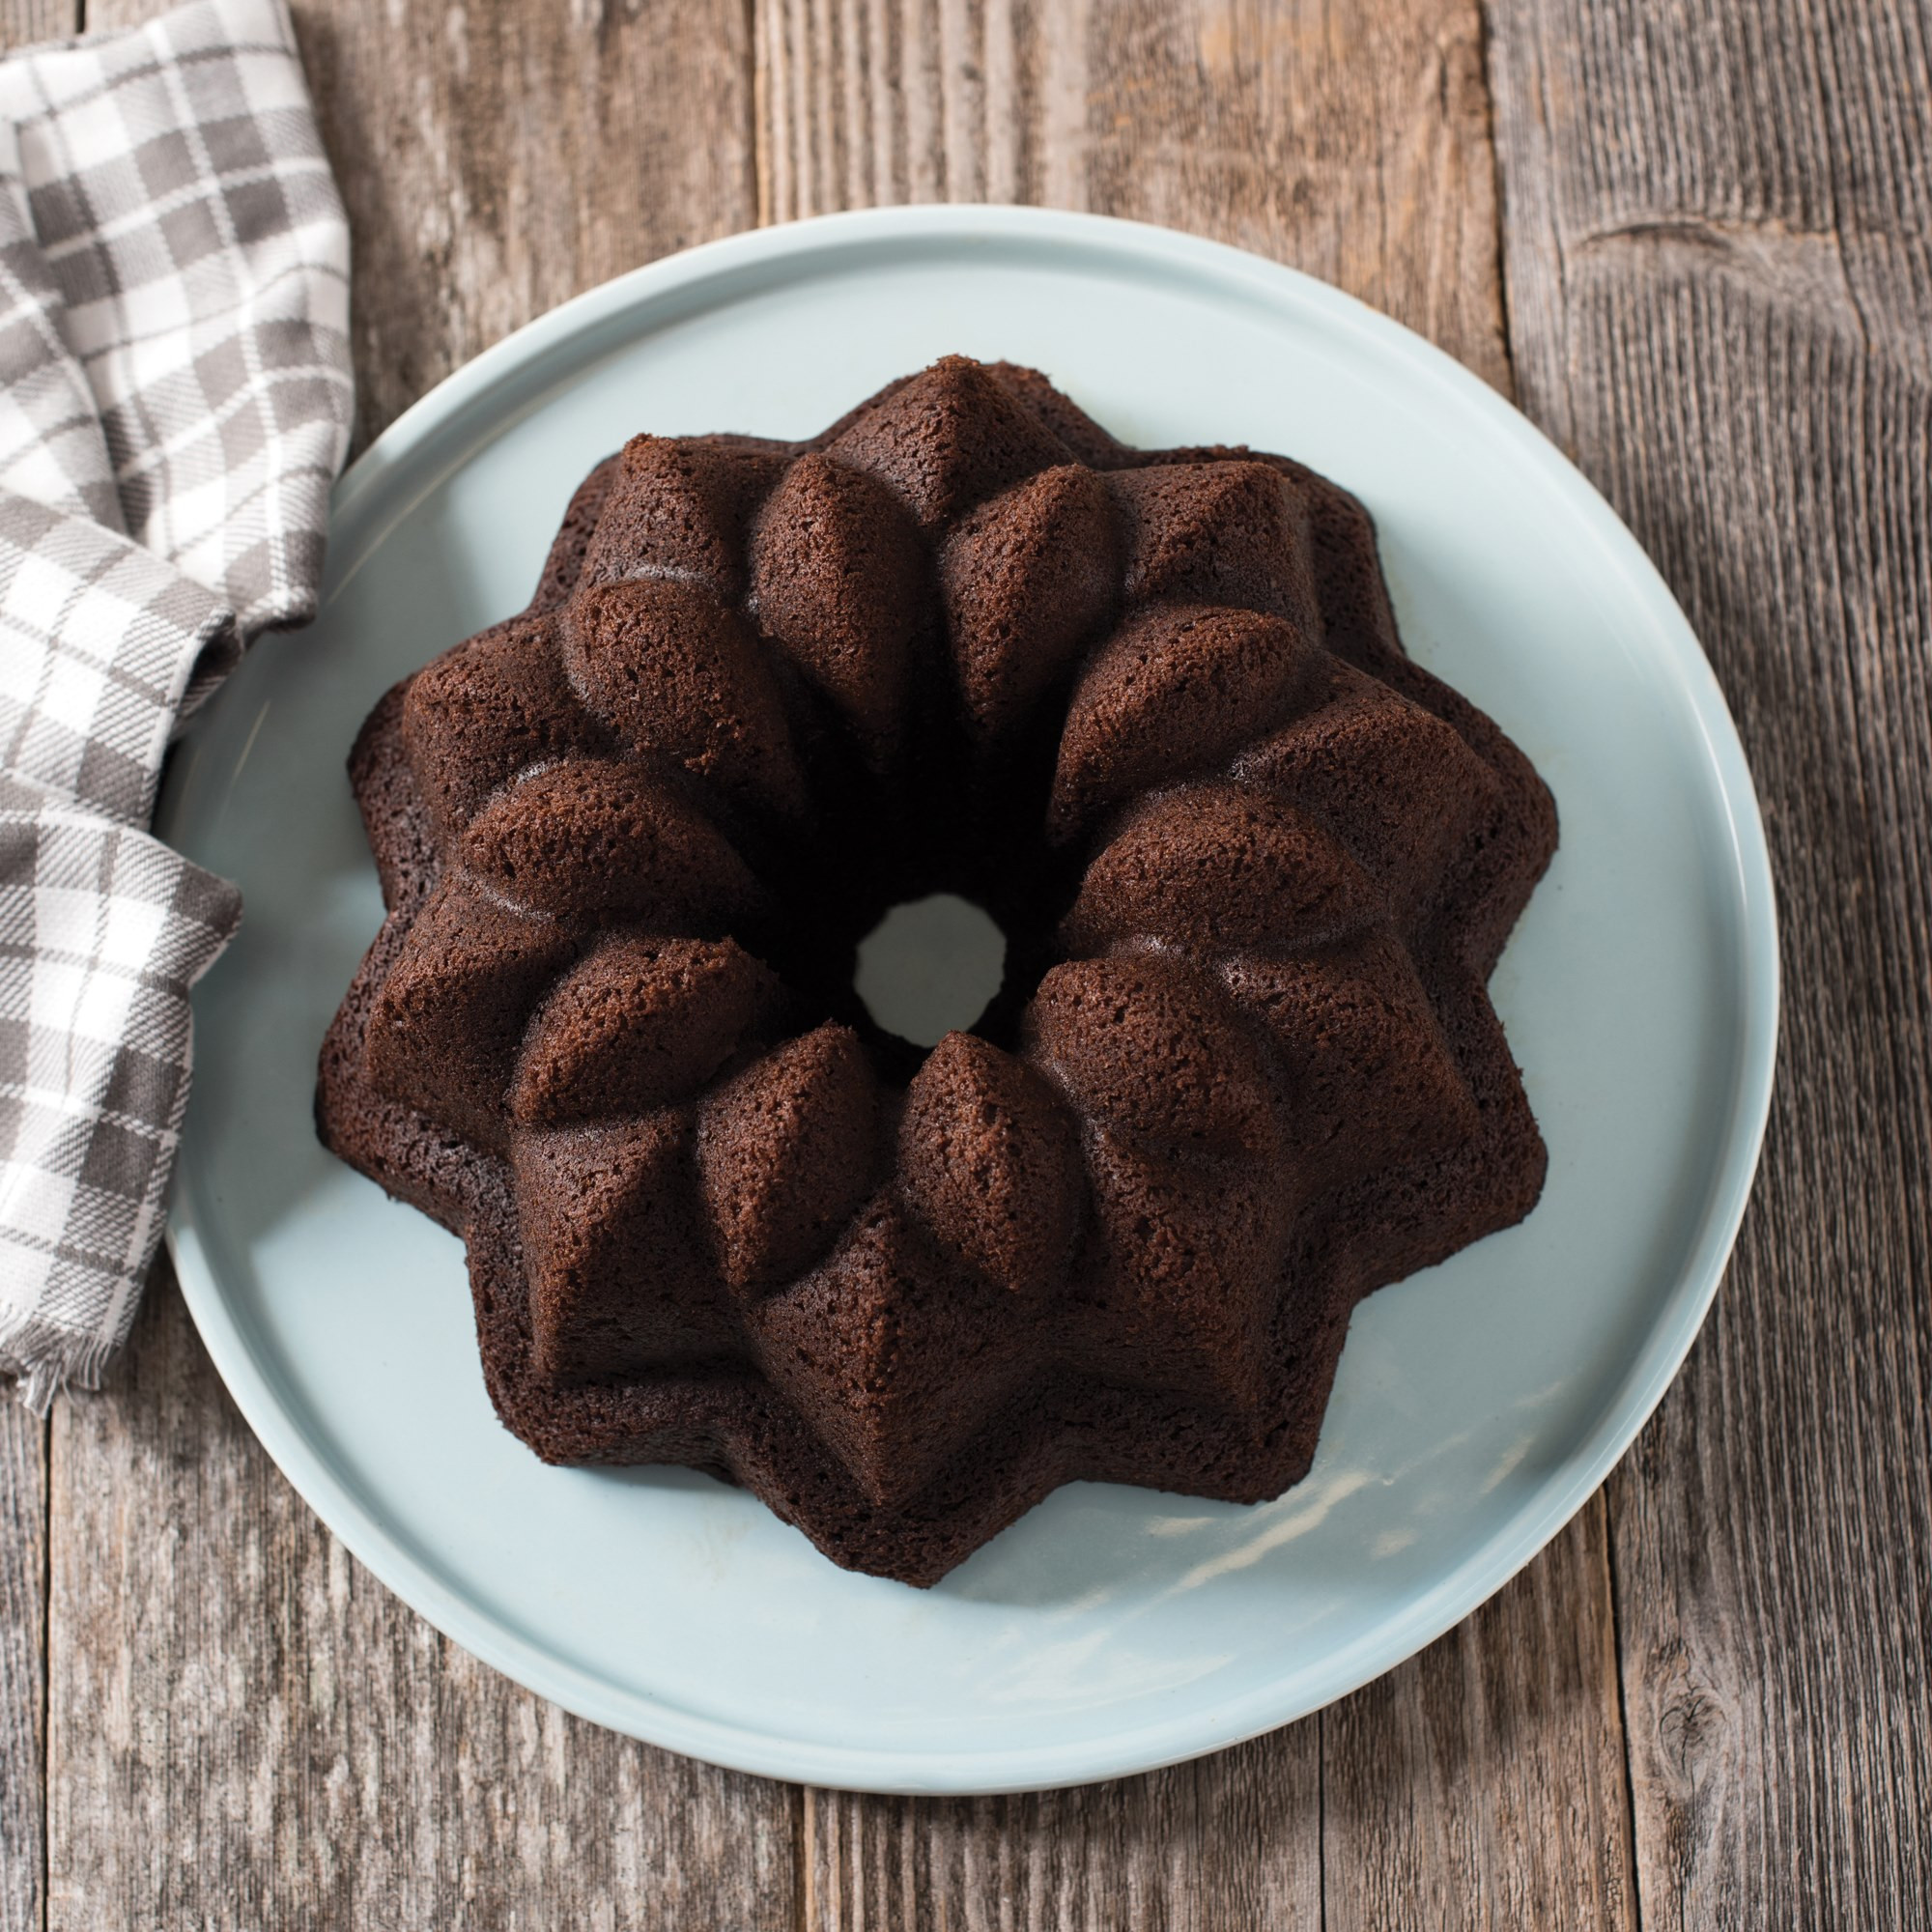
[0,0,351,1409]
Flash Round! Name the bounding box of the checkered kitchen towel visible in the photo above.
[0,0,351,1409]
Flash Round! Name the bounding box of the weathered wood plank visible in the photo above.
[1323,1499,1637,1930]
[756,0,1514,392]
[42,3,789,1927]
[1491,2,1932,1925]
[0,1404,47,1932]
[804,1735,1320,1932]
[757,2,1640,1922]
[1,0,68,48]
[47,1267,801,1932]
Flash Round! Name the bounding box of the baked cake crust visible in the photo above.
[316,357,1557,1586]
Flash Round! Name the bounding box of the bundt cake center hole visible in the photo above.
[852,894,1009,1050]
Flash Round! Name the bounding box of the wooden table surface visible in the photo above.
[3,0,1928,1924]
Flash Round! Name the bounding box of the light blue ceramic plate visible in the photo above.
[156,206,1777,1795]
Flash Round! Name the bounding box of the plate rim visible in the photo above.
[159,202,1780,1795]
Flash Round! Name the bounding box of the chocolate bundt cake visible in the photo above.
[317,355,1557,1586]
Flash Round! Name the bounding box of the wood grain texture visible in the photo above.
[804,1732,1320,1930]
[756,0,1512,388]
[1491,1,1932,1925]
[1323,1499,1636,1930]
[46,1268,800,1932]
[1,0,68,47]
[0,1404,47,1932]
